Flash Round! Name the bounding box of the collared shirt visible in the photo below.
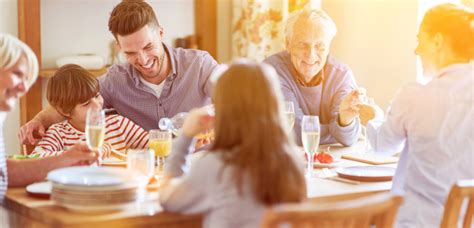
[368,62,474,227]
[264,51,360,146]
[0,113,7,204]
[294,67,324,87]
[99,44,218,131]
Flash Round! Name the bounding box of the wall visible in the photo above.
[217,0,232,63]
[41,0,195,68]
[322,0,418,109]
[0,0,20,155]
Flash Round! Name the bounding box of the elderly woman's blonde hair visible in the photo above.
[0,33,39,88]
[285,7,337,43]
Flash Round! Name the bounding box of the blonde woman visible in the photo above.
[367,4,474,227]
[0,34,98,199]
[159,61,306,228]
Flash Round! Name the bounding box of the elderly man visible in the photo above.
[19,0,218,145]
[264,8,361,146]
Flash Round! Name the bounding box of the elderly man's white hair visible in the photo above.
[285,7,338,44]
[0,33,39,89]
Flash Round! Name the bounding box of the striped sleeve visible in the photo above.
[31,125,66,157]
[105,115,148,150]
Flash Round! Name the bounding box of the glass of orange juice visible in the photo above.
[149,129,172,170]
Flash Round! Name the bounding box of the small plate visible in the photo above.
[313,159,342,168]
[336,166,396,182]
[102,156,127,167]
[26,181,52,199]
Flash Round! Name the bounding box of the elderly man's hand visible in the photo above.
[338,90,361,126]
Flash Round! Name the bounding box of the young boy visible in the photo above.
[32,64,148,157]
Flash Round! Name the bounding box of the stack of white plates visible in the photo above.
[47,167,139,212]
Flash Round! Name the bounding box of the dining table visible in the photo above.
[1,141,396,227]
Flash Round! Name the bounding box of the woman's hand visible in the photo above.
[60,143,99,166]
[338,89,361,126]
[182,107,214,138]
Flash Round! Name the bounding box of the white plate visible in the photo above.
[313,159,342,168]
[26,181,52,198]
[48,167,135,187]
[336,166,396,182]
[102,156,127,167]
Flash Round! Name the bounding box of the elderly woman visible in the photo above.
[367,4,473,227]
[264,8,361,147]
[0,34,98,203]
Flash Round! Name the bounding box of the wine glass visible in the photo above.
[357,87,374,153]
[284,101,295,132]
[149,129,172,172]
[85,107,105,165]
[301,115,320,178]
[127,149,155,199]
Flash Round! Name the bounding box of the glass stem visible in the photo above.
[307,152,314,177]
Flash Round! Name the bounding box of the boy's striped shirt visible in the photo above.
[32,115,148,157]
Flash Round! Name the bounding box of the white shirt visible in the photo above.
[368,62,474,228]
[139,76,165,97]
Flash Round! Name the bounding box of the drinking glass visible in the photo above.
[284,101,295,132]
[85,107,105,165]
[301,115,320,178]
[127,149,155,189]
[358,87,375,153]
[149,130,172,170]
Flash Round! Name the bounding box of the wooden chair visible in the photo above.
[262,193,403,228]
[440,180,474,228]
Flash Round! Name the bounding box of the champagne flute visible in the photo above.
[358,87,372,153]
[85,107,105,165]
[301,115,320,178]
[284,101,295,132]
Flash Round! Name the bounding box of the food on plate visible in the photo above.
[304,151,335,164]
[316,152,334,164]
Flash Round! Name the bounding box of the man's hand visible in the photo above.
[19,119,46,145]
[338,90,361,126]
[60,143,99,166]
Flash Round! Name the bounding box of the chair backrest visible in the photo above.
[440,180,474,228]
[261,193,403,228]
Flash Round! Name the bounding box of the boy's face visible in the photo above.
[68,93,104,128]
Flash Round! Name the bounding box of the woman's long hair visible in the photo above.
[211,61,306,205]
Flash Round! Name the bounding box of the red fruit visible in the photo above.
[316,152,334,164]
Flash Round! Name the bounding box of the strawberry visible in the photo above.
[316,152,334,164]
